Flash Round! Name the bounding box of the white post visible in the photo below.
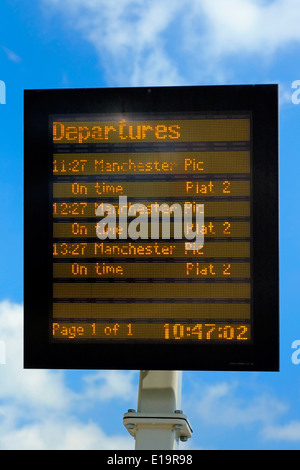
[123,370,192,450]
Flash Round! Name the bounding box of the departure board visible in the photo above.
[24,85,279,371]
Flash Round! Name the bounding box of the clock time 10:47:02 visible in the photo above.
[163,323,250,341]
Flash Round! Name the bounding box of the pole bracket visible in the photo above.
[123,410,193,444]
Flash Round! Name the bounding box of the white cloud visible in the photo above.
[0,300,71,411]
[183,377,300,445]
[263,421,300,441]
[0,299,134,450]
[83,370,138,402]
[1,299,300,448]
[41,0,300,86]
[1,46,22,63]
[192,0,300,57]
[42,0,184,86]
[193,381,287,428]
[0,419,132,450]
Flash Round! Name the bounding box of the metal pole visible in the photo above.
[123,370,192,450]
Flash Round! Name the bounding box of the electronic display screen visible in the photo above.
[24,85,279,370]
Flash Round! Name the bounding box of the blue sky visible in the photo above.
[0,0,300,450]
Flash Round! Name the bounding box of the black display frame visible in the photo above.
[24,84,279,371]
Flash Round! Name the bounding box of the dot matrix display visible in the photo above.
[51,114,252,343]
